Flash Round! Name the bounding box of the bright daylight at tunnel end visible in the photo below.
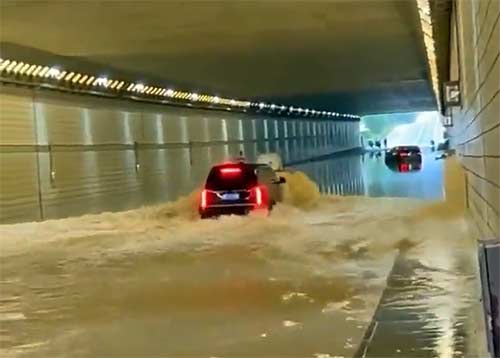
[0,0,499,357]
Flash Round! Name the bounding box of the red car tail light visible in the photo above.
[399,163,410,172]
[201,189,208,209]
[254,186,262,206]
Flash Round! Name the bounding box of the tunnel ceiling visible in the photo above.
[0,0,438,115]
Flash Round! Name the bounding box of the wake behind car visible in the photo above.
[199,162,286,218]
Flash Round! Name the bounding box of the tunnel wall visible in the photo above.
[447,0,499,239]
[0,86,360,224]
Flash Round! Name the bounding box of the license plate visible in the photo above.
[221,193,239,201]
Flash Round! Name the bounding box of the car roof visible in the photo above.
[393,145,420,150]
[212,162,269,170]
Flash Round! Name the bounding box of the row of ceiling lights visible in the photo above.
[416,0,441,111]
[0,58,360,120]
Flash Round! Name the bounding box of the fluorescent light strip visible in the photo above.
[78,75,88,84]
[416,0,441,110]
[0,57,360,118]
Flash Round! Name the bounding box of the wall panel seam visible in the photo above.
[31,91,44,221]
[458,121,500,146]
[456,88,500,139]
[475,0,494,44]
[461,51,500,119]
[462,154,500,159]
[462,162,500,189]
[468,180,499,218]
[477,11,500,64]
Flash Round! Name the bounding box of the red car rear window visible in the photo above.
[205,165,258,190]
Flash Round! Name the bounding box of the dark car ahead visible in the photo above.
[386,146,422,161]
[385,145,422,172]
[199,162,286,218]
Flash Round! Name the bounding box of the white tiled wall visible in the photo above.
[449,0,500,238]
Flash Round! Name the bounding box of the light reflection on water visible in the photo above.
[292,149,444,200]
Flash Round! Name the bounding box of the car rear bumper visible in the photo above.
[200,204,256,218]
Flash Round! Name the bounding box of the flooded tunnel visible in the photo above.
[0,0,499,357]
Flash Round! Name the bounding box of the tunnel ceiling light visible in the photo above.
[46,67,61,78]
[0,60,10,71]
[38,66,49,77]
[19,63,30,75]
[85,76,95,86]
[0,57,360,119]
[31,65,42,77]
[72,73,82,83]
[56,71,67,80]
[78,74,88,84]
[95,77,108,86]
[12,62,24,74]
[416,0,441,111]
[133,83,145,92]
[25,64,36,76]
[5,61,17,72]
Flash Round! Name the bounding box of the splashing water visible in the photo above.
[0,161,478,357]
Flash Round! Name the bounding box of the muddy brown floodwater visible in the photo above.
[0,157,488,357]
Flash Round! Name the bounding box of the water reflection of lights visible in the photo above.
[417,237,476,358]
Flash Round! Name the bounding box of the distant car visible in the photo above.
[385,146,422,172]
[386,146,422,161]
[199,162,286,218]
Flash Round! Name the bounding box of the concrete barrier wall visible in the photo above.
[0,86,360,223]
[448,0,500,239]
